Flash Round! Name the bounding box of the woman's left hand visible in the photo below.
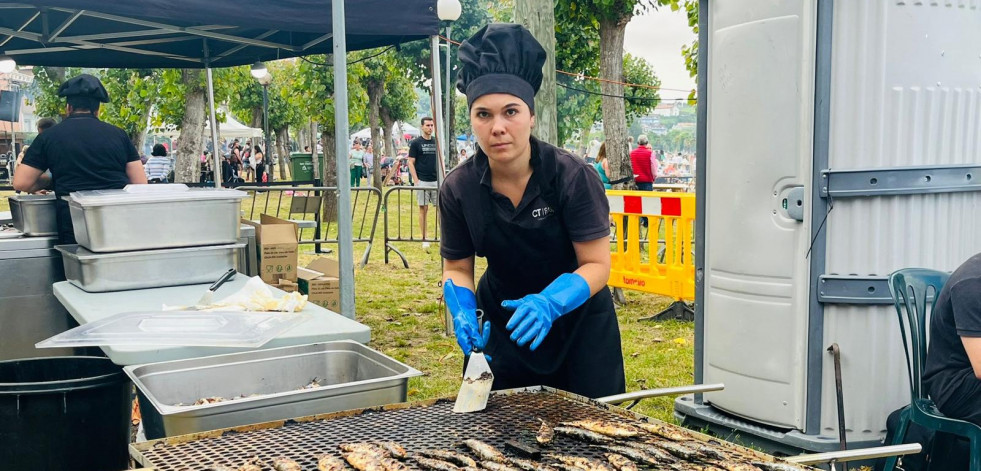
[502,273,591,351]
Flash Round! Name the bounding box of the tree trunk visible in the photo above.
[175,69,207,184]
[366,79,384,189]
[599,16,631,190]
[577,126,590,157]
[514,0,557,144]
[250,107,263,128]
[276,127,289,180]
[380,109,395,159]
[310,121,319,183]
[320,129,337,187]
[128,96,154,154]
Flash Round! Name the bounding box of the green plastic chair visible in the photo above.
[884,268,981,471]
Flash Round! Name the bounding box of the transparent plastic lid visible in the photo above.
[36,310,311,349]
[70,184,247,206]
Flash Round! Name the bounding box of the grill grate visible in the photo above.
[133,389,808,471]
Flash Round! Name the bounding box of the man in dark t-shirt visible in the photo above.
[922,252,981,425]
[407,116,439,251]
[13,74,146,243]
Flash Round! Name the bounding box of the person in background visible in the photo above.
[13,74,147,243]
[592,142,611,189]
[629,134,655,191]
[363,144,374,181]
[15,117,57,181]
[407,116,439,251]
[923,253,981,426]
[440,24,625,398]
[145,144,172,183]
[349,141,365,187]
[242,144,254,182]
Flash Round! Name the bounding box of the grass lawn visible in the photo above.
[1,186,694,424]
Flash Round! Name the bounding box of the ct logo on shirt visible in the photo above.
[531,206,554,219]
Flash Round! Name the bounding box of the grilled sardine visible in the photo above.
[344,452,388,471]
[239,463,263,471]
[272,457,303,471]
[649,441,700,461]
[686,443,726,461]
[537,419,555,446]
[463,439,507,463]
[620,442,678,463]
[481,461,522,471]
[604,453,638,471]
[591,445,663,467]
[379,456,409,471]
[750,463,808,471]
[712,462,762,471]
[560,420,639,438]
[414,457,461,471]
[546,454,615,471]
[553,426,614,444]
[375,441,408,459]
[419,450,478,468]
[509,457,555,471]
[341,443,390,456]
[317,454,346,471]
[207,466,237,471]
[634,422,688,441]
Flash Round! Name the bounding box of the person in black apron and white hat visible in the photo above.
[13,73,147,244]
[440,24,625,398]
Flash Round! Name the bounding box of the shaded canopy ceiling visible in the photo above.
[0,0,439,68]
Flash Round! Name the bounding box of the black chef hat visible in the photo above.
[456,23,546,113]
[57,74,110,103]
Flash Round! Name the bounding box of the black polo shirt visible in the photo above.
[21,114,139,195]
[439,137,610,261]
[923,252,981,420]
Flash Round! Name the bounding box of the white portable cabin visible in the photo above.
[674,0,981,454]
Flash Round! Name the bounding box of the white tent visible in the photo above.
[155,112,263,140]
[350,121,420,140]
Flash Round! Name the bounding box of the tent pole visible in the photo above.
[204,40,222,188]
[430,35,446,185]
[333,0,355,319]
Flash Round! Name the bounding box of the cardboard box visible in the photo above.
[297,257,340,311]
[270,279,299,293]
[242,215,298,284]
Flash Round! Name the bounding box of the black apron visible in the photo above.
[464,149,625,399]
[54,195,78,245]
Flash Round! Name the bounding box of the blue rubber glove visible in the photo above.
[502,273,591,351]
[444,279,491,355]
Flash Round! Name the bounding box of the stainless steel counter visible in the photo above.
[0,235,80,360]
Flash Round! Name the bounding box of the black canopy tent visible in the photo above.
[0,0,441,318]
[0,1,438,68]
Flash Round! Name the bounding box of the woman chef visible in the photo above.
[440,24,625,398]
[13,74,147,244]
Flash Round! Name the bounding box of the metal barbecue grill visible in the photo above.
[131,387,815,471]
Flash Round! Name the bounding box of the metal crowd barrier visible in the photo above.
[382,185,440,268]
[238,185,382,268]
[607,190,696,320]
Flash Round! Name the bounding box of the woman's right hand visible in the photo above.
[444,279,490,354]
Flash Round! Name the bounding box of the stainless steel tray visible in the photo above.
[9,194,57,236]
[124,340,422,439]
[68,192,244,252]
[56,243,244,292]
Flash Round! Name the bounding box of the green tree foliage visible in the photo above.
[680,0,698,103]
[151,68,233,130]
[622,53,660,120]
[28,66,80,120]
[295,55,369,185]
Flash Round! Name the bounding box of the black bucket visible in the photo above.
[0,356,131,471]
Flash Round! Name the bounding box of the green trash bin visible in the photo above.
[290,152,313,181]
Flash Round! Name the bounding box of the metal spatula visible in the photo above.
[197,268,237,306]
[453,310,494,413]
